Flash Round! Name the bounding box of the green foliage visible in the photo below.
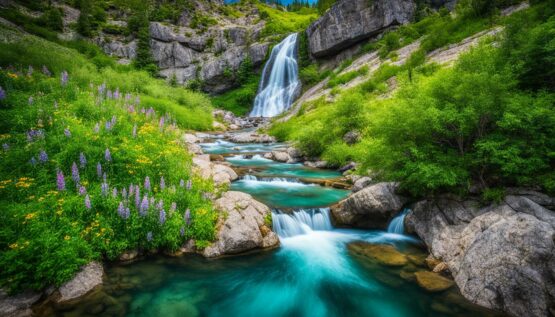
[327,66,368,88]
[76,2,92,37]
[0,26,216,293]
[38,7,64,32]
[257,4,318,38]
[316,0,337,14]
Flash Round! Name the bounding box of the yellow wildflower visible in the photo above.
[9,243,18,249]
[25,213,36,220]
[8,72,18,78]
[64,235,70,241]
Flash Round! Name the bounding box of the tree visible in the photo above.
[76,2,92,36]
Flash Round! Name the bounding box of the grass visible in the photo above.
[257,4,318,38]
[0,25,218,293]
[211,75,260,116]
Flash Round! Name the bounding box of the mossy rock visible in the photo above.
[348,242,409,266]
[414,271,455,292]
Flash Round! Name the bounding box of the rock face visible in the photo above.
[331,182,405,228]
[406,193,555,317]
[202,191,279,257]
[307,0,416,58]
[57,262,104,303]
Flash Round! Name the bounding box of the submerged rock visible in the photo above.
[202,191,279,258]
[414,271,454,292]
[57,262,104,303]
[348,242,408,266]
[331,182,405,229]
[406,193,555,317]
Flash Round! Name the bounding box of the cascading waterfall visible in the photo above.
[387,209,409,234]
[250,33,300,117]
[272,208,333,238]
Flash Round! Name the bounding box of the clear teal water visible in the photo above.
[37,136,504,317]
[200,140,287,155]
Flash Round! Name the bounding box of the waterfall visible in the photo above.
[272,208,333,238]
[387,209,409,234]
[250,33,301,117]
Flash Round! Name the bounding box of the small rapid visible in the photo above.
[250,33,300,117]
[387,209,409,234]
[272,208,333,238]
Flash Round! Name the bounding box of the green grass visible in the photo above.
[0,26,218,293]
[257,4,318,38]
[327,66,369,89]
[211,75,259,116]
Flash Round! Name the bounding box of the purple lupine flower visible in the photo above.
[0,86,6,100]
[159,117,165,130]
[184,209,191,226]
[84,194,91,209]
[39,150,48,163]
[104,148,111,162]
[56,170,65,191]
[103,173,107,182]
[26,129,45,142]
[30,157,37,166]
[180,227,185,237]
[132,124,137,138]
[170,202,176,213]
[160,176,165,190]
[28,96,33,105]
[105,121,112,131]
[118,202,125,218]
[64,128,71,138]
[112,187,118,198]
[61,70,68,86]
[79,185,87,196]
[79,152,87,168]
[159,209,166,225]
[179,179,184,187]
[122,187,127,200]
[97,162,102,178]
[71,162,80,184]
[114,88,120,99]
[42,65,51,77]
[146,231,153,242]
[144,176,151,191]
[98,83,106,96]
[156,199,163,211]
[140,195,148,216]
[27,65,33,76]
[2,143,9,151]
[101,182,109,196]
[125,93,131,101]
[129,184,134,197]
[135,186,140,209]
[94,122,100,133]
[186,179,192,190]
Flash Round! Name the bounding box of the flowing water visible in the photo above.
[36,133,505,317]
[250,33,300,117]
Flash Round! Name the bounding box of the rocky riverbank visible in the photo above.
[330,180,555,317]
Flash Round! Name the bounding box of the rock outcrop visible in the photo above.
[0,289,41,317]
[192,156,238,186]
[406,192,555,317]
[202,191,279,257]
[331,182,405,228]
[307,0,416,58]
[56,262,104,303]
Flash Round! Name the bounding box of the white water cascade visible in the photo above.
[387,209,409,234]
[272,208,333,238]
[250,33,300,117]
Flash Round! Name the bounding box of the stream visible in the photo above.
[37,132,504,317]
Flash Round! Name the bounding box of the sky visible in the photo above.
[224,0,318,5]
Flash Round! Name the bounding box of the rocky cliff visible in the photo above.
[306,0,416,58]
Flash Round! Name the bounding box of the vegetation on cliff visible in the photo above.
[270,0,555,197]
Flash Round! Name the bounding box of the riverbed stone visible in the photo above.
[414,271,454,292]
[192,157,238,186]
[228,132,276,143]
[57,261,104,303]
[352,176,372,192]
[331,182,405,228]
[0,289,42,317]
[406,193,555,317]
[271,151,291,163]
[348,242,408,266]
[202,191,279,258]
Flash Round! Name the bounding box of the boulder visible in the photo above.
[307,0,416,57]
[343,131,361,145]
[406,194,555,317]
[414,271,454,292]
[304,161,328,168]
[271,151,291,163]
[202,191,279,257]
[352,176,372,192]
[331,182,405,228]
[192,157,238,186]
[286,147,302,159]
[0,289,42,317]
[182,133,200,144]
[57,262,104,303]
[228,132,276,143]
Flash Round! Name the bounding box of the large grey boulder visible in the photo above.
[331,182,405,228]
[192,157,238,186]
[202,191,279,257]
[307,0,416,57]
[228,132,276,143]
[406,194,555,317]
[57,261,104,303]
